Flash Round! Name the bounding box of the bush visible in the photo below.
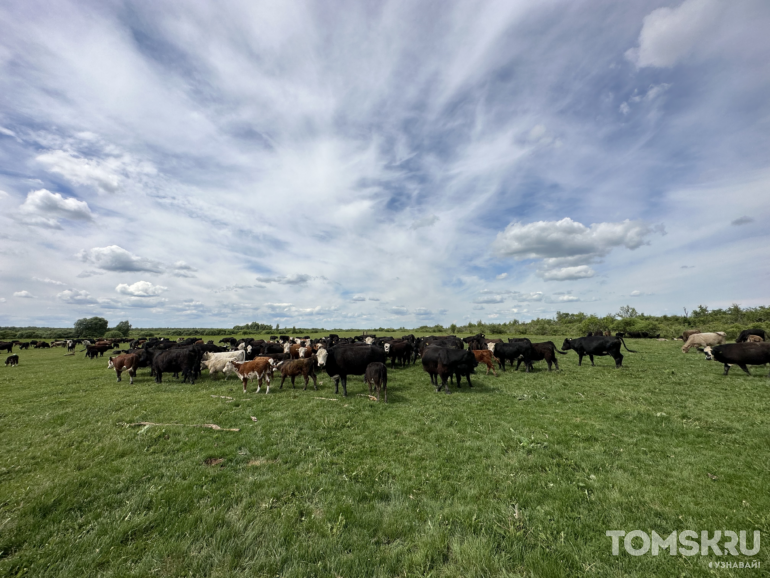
[104,330,124,339]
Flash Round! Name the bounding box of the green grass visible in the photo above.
[1,336,768,577]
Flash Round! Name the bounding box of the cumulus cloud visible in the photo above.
[493,218,662,281]
[626,0,724,68]
[351,295,367,301]
[510,291,544,302]
[255,274,311,285]
[78,245,164,273]
[731,216,753,226]
[115,281,168,297]
[171,261,198,278]
[14,290,34,298]
[57,289,97,304]
[473,295,505,304]
[18,189,94,229]
[496,273,508,280]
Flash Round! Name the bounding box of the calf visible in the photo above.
[472,349,497,376]
[364,362,388,402]
[5,354,19,366]
[746,334,763,343]
[681,332,726,353]
[384,340,413,368]
[108,354,140,384]
[561,336,636,368]
[704,343,770,376]
[229,358,277,393]
[278,357,318,390]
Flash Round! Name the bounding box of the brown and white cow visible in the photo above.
[228,358,277,393]
[108,353,140,384]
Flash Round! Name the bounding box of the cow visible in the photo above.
[278,357,318,390]
[17,342,30,350]
[681,329,701,341]
[152,347,202,384]
[85,344,112,359]
[471,349,497,376]
[514,341,567,371]
[681,332,726,353]
[493,341,534,372]
[108,354,140,384]
[324,345,387,396]
[364,362,388,402]
[35,342,51,349]
[736,329,767,343]
[383,340,413,368]
[561,335,637,368]
[421,347,478,393]
[67,340,76,352]
[5,354,19,366]
[228,358,277,393]
[201,350,246,365]
[746,334,763,343]
[704,343,770,376]
[202,353,245,379]
[0,341,14,353]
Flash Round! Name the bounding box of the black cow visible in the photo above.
[385,341,413,368]
[5,354,19,366]
[421,346,478,393]
[85,344,111,359]
[704,343,770,376]
[324,345,387,396]
[494,341,534,372]
[364,362,388,402]
[736,329,767,343]
[152,347,202,384]
[513,341,567,371]
[0,341,14,353]
[17,342,30,350]
[561,336,636,368]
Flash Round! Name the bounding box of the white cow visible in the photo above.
[682,332,726,353]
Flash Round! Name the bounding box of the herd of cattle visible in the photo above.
[1,328,769,399]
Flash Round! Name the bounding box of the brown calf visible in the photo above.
[229,358,276,393]
[108,354,140,384]
[279,357,318,390]
[472,349,498,376]
[747,334,763,343]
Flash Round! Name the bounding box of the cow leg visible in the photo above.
[723,364,731,375]
[614,353,623,368]
[466,372,473,388]
[341,375,348,397]
[280,375,287,389]
[311,373,318,391]
[291,375,296,388]
[738,364,751,375]
[303,375,309,390]
[264,375,271,394]
[242,377,249,393]
[129,369,135,385]
[589,354,595,366]
[368,379,373,395]
[441,375,451,394]
[333,376,340,394]
[578,354,583,366]
[515,358,522,371]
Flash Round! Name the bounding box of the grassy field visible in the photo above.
[0,335,768,577]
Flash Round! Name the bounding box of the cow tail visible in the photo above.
[620,337,638,353]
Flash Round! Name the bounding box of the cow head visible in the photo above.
[703,346,714,360]
[315,347,328,368]
[384,343,391,353]
[107,357,114,369]
[561,339,573,351]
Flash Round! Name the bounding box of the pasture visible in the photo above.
[1,336,768,577]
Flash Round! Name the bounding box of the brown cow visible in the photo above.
[108,353,139,384]
[747,334,763,343]
[472,349,498,376]
[278,357,318,390]
[681,329,701,341]
[229,358,277,393]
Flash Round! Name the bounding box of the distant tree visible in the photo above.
[74,317,109,338]
[449,323,457,334]
[113,320,131,337]
[104,330,124,339]
[617,305,639,319]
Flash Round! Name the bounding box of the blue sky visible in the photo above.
[1,0,768,329]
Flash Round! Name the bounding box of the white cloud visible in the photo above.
[115,280,168,297]
[255,274,311,285]
[78,245,164,273]
[13,290,34,298]
[410,215,439,230]
[57,289,97,304]
[390,306,409,315]
[546,294,580,303]
[413,307,433,316]
[351,295,366,301]
[627,0,724,68]
[473,295,505,304]
[495,273,508,280]
[18,189,94,229]
[0,298,6,303]
[0,126,17,138]
[493,218,662,280]
[33,277,66,286]
[510,291,544,302]
[630,290,641,296]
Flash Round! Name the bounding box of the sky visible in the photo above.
[1,0,769,329]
